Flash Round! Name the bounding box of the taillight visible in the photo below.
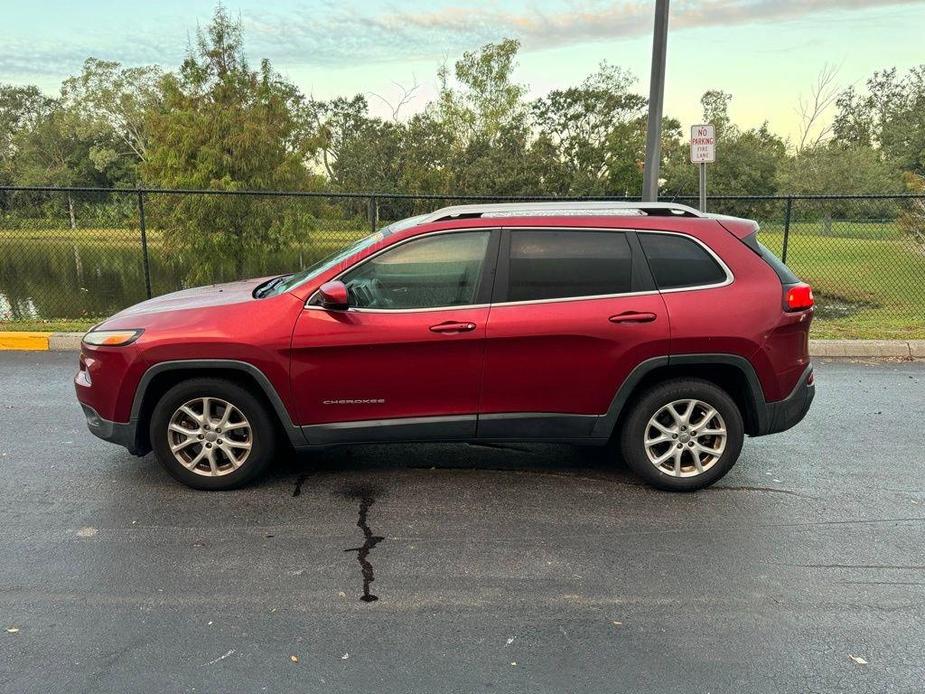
[785,283,814,311]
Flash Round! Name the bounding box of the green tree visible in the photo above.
[330,117,403,193]
[428,39,544,195]
[532,63,647,195]
[432,39,529,148]
[141,5,313,274]
[0,84,55,186]
[395,113,454,196]
[898,172,925,251]
[834,66,925,175]
[778,144,901,195]
[777,143,902,222]
[301,95,375,182]
[9,99,130,227]
[60,58,163,184]
[700,90,732,139]
[3,81,139,226]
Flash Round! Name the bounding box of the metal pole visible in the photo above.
[369,195,378,233]
[642,0,670,202]
[137,190,152,299]
[699,163,707,212]
[782,196,793,264]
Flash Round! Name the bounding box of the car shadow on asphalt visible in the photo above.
[266,441,643,495]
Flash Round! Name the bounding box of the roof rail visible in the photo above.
[420,200,704,224]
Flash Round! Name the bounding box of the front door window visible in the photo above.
[341,231,491,309]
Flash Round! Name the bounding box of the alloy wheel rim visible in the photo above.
[167,397,252,477]
[644,398,727,478]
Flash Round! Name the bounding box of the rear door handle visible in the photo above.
[430,321,477,333]
[609,311,657,324]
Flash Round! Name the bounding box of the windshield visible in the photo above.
[261,231,387,297]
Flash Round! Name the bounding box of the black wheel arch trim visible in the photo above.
[591,353,779,438]
[129,359,306,450]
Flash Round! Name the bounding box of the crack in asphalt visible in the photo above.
[710,485,815,498]
[786,563,925,570]
[339,484,385,603]
[292,472,308,497]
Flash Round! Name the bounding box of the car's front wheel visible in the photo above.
[620,378,744,491]
[149,378,277,490]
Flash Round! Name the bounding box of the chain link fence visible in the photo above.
[1,186,923,338]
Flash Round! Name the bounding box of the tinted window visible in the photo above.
[507,230,632,302]
[341,231,490,309]
[756,238,799,284]
[638,233,727,289]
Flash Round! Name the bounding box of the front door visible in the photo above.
[479,228,670,438]
[290,229,498,442]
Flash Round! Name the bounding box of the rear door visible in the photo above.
[478,227,670,438]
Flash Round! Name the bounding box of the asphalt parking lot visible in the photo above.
[1,352,923,693]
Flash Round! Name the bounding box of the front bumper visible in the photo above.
[762,365,815,435]
[80,404,145,455]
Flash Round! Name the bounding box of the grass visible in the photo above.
[758,219,904,241]
[0,318,96,333]
[757,230,925,339]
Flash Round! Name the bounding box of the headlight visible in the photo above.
[82,329,144,346]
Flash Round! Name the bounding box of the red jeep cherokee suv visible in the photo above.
[75,202,815,492]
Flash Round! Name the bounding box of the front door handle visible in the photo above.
[430,321,477,333]
[609,311,657,324]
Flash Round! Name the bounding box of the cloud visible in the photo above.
[0,33,184,80]
[245,0,925,66]
[1,0,921,82]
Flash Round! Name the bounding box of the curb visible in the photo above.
[0,332,51,350]
[1,332,924,358]
[0,331,83,351]
[48,333,84,351]
[809,339,924,359]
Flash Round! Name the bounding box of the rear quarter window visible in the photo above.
[755,237,800,284]
[638,232,728,289]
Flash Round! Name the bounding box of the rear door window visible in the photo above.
[638,233,728,290]
[505,230,633,302]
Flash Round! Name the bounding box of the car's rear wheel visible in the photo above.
[150,378,277,490]
[620,378,743,491]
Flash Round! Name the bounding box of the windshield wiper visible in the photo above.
[253,275,291,299]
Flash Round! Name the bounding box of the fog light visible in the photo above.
[77,354,92,386]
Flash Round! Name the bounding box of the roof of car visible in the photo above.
[381,201,708,234]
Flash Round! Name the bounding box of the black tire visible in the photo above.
[619,378,744,492]
[149,377,278,490]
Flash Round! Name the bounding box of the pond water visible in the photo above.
[0,239,335,321]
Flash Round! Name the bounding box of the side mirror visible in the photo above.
[318,280,349,311]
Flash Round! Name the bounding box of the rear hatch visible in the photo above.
[716,217,814,311]
[717,217,814,399]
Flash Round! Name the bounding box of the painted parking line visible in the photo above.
[0,332,50,350]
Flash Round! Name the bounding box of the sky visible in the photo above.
[2,0,925,142]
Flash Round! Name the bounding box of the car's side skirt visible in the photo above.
[300,413,603,447]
